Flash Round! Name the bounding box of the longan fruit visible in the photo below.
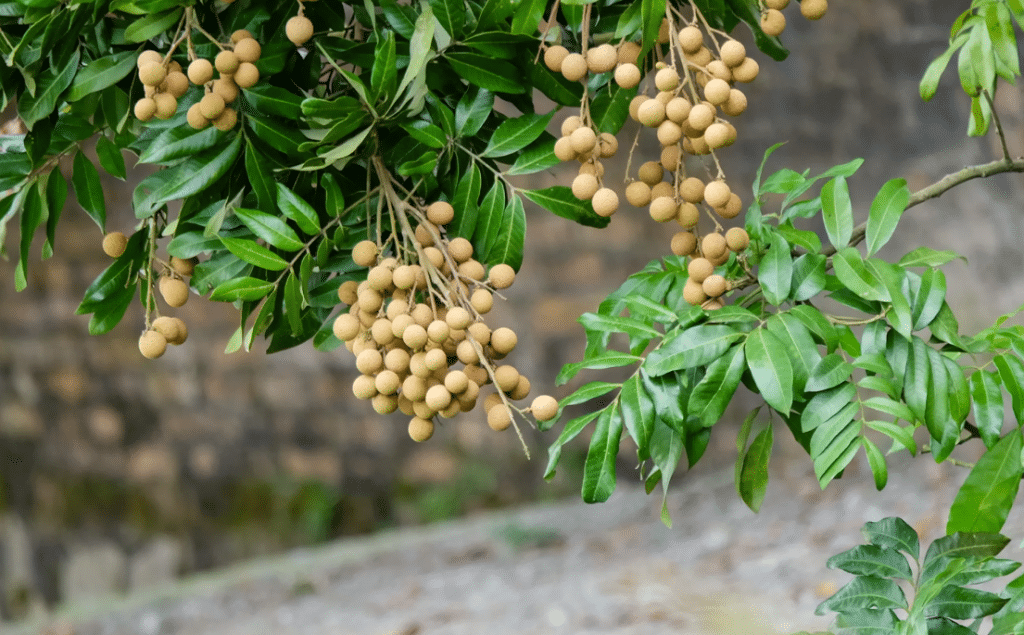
[487,405,512,431]
[625,181,652,207]
[198,93,225,120]
[488,263,515,289]
[170,256,195,277]
[703,79,731,106]
[726,227,750,251]
[722,89,748,117]
[445,306,473,330]
[705,123,731,149]
[350,374,377,400]
[654,66,680,91]
[356,348,383,375]
[425,385,452,411]
[138,62,166,86]
[403,375,428,401]
[231,29,254,44]
[661,145,681,172]
[186,104,208,129]
[162,71,189,98]
[706,60,733,82]
[445,238,471,264]
[676,202,700,228]
[704,180,732,208]
[456,339,479,365]
[629,94,649,121]
[234,63,260,89]
[286,15,314,46]
[688,257,715,283]
[688,103,715,132]
[212,77,239,104]
[665,97,692,124]
[413,400,436,420]
[656,121,683,146]
[151,316,182,346]
[597,132,618,158]
[213,50,239,76]
[483,392,503,413]
[592,188,619,217]
[572,173,600,200]
[638,161,663,186]
[427,319,450,344]
[637,99,667,128]
[677,26,703,53]
[490,327,518,356]
[717,193,743,219]
[586,44,618,74]
[102,231,128,257]
[408,417,435,442]
[375,369,401,396]
[468,322,491,345]
[423,246,444,269]
[569,126,597,154]
[617,41,641,65]
[554,136,577,162]
[686,46,713,67]
[683,279,707,306]
[658,17,671,43]
[510,375,531,401]
[560,53,587,81]
[471,289,493,314]
[732,58,760,83]
[427,201,455,225]
[651,181,675,200]
[649,197,678,223]
[373,394,399,415]
[410,303,434,327]
[234,38,262,63]
[139,330,167,359]
[766,0,789,8]
[153,93,177,120]
[367,265,394,291]
[801,0,827,19]
[703,299,725,311]
[137,50,162,69]
[213,107,237,131]
[444,370,469,395]
[371,318,395,345]
[544,45,569,72]
[614,63,641,89]
[338,280,359,304]
[358,287,383,313]
[159,276,189,307]
[702,232,728,259]
[456,260,483,282]
[679,177,705,204]
[352,240,378,267]
[720,41,747,67]
[403,323,429,350]
[413,222,435,247]
[493,365,520,393]
[671,231,697,257]
[760,9,786,37]
[702,274,728,298]
[134,98,157,121]
[560,115,583,137]
[332,313,361,341]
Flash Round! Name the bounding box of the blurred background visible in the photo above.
[1,0,1021,625]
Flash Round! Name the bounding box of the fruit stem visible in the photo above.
[143,215,160,329]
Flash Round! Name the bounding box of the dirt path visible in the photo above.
[15,444,1024,635]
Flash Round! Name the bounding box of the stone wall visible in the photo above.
[2,0,1021,624]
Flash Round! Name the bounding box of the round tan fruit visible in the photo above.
[234,62,260,89]
[732,58,760,83]
[622,181,650,208]
[494,365,520,393]
[657,120,683,146]
[703,79,731,106]
[682,279,707,306]
[487,405,512,431]
[702,232,728,259]
[688,103,715,132]
[655,66,680,91]
[661,145,681,171]
[722,89,748,117]
[560,115,583,137]
[151,316,181,345]
[637,161,663,186]
[212,107,237,131]
[333,313,361,341]
[352,240,378,267]
[139,330,167,359]
[704,180,731,208]
[185,103,207,129]
[214,50,240,75]
[801,0,827,19]
[569,126,597,154]
[586,44,617,73]
[766,0,789,8]
[649,197,678,223]
[629,94,649,121]
[425,385,452,411]
[102,231,128,258]
[614,63,641,89]
[665,97,692,124]
[571,173,599,201]
[489,263,515,289]
[678,26,703,53]
[199,93,226,120]
[427,201,455,225]
[720,40,747,67]
[234,38,262,63]
[554,136,576,162]
[761,9,786,37]
[637,99,667,128]
[561,53,588,81]
[134,98,157,121]
[470,289,493,314]
[159,276,189,307]
[139,63,166,86]
[705,123,731,150]
[162,71,189,98]
[351,374,377,400]
[726,227,750,251]
[286,16,314,46]
[687,46,713,67]
[231,29,254,44]
[408,417,435,442]
[717,193,743,219]
[170,256,195,276]
[651,181,675,199]
[592,188,619,217]
[671,231,697,257]
[702,275,728,298]
[212,77,239,103]
[706,60,733,82]
[337,280,359,304]
[597,133,618,158]
[445,307,472,331]
[679,177,705,204]
[544,45,569,72]
[531,395,558,421]
[137,50,162,69]
[688,257,714,283]
[153,93,177,120]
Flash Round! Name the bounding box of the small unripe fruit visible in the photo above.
[801,0,827,20]
[571,173,599,200]
[704,180,731,208]
[702,274,728,298]
[726,227,750,251]
[592,188,619,217]
[732,58,760,83]
[234,38,262,63]
[408,417,434,442]
[487,405,512,431]
[679,177,705,204]
[139,330,167,359]
[102,231,128,257]
[682,279,707,306]
[637,99,666,128]
[625,181,652,207]
[352,240,378,267]
[761,9,786,37]
[153,93,177,120]
[139,63,166,86]
[671,231,697,257]
[614,63,641,89]
[159,276,189,307]
[544,45,569,72]
[488,263,515,289]
[702,232,728,259]
[586,44,617,73]
[569,126,597,154]
[649,197,678,223]
[286,16,314,46]
[560,53,588,81]
[233,62,260,89]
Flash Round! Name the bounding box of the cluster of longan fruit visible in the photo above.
[101,231,194,359]
[332,202,558,442]
[554,116,620,217]
[543,39,643,87]
[133,51,190,122]
[185,30,262,131]
[759,0,828,38]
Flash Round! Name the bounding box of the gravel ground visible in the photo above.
[14,435,1024,635]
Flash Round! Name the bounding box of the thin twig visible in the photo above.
[982,89,1012,163]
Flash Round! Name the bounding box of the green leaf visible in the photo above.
[137,126,221,166]
[745,327,794,414]
[738,424,772,512]
[67,51,136,102]
[72,151,105,231]
[455,85,493,137]
[246,142,276,214]
[805,353,854,392]
[863,437,888,490]
[143,135,242,214]
[505,137,559,176]
[473,181,505,258]
[970,370,1005,448]
[429,0,465,38]
[640,0,666,57]
[276,184,321,235]
[18,48,79,129]
[234,207,303,251]
[511,0,545,34]
[921,39,963,101]
[993,353,1024,423]
[689,344,745,428]
[449,163,481,239]
[619,374,655,460]
[400,120,447,149]
[284,272,303,335]
[397,4,435,99]
[865,419,917,456]
[925,586,1009,620]
[946,430,1023,535]
[555,351,642,386]
[863,517,920,561]
[370,30,397,104]
[560,381,621,408]
[766,312,819,393]
[124,8,182,42]
[579,312,660,341]
[589,84,635,134]
[522,186,610,228]
[814,575,907,615]
[833,246,890,302]
[870,259,913,339]
[789,253,827,302]
[544,407,603,479]
[486,194,526,270]
[645,324,744,375]
[827,544,913,580]
[821,176,853,250]
[249,116,305,158]
[95,136,126,180]
[899,246,965,268]
[446,52,525,94]
[482,110,555,158]
[582,401,623,503]
[759,233,792,305]
[912,268,947,331]
[219,237,289,271]
[865,178,910,256]
[209,276,275,302]
[802,383,857,432]
[243,84,304,120]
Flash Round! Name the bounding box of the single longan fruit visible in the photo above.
[371,319,395,345]
[151,316,182,345]
[426,201,455,225]
[488,263,516,289]
[367,265,393,291]
[679,177,705,204]
[212,107,237,131]
[658,16,671,43]
[373,394,399,415]
[487,405,511,431]
[425,385,452,411]
[705,123,731,149]
[766,0,789,8]
[704,180,732,208]
[614,63,641,89]
[625,181,652,207]
[212,77,239,103]
[656,120,682,146]
[467,322,491,346]
[456,339,480,365]
[649,197,678,223]
[592,188,619,217]
[447,237,473,263]
[569,126,597,154]
[509,376,531,401]
[134,98,157,121]
[137,50,162,69]
[410,303,433,327]
[617,41,641,65]
[333,313,361,341]
[761,9,786,37]
[423,246,444,269]
[597,132,618,158]
[732,58,760,83]
[722,89,748,117]
[560,115,583,137]
[153,93,177,120]
[494,365,520,393]
[159,276,189,307]
[162,71,189,98]
[414,222,435,247]
[544,45,569,72]
[661,145,681,172]
[199,93,225,120]
[637,161,663,186]
[356,348,383,375]
[560,53,588,81]
[471,289,493,314]
[703,274,728,298]
[676,202,700,228]
[139,330,167,359]
[682,279,708,306]
[586,44,618,73]
[385,348,411,374]
[654,67,680,91]
[102,231,128,257]
[637,99,667,128]
[214,50,240,75]
[444,370,469,395]
[529,395,557,422]
[688,103,715,132]
[571,173,600,201]
[138,62,166,86]
[351,374,377,400]
[554,136,577,162]
[801,0,827,20]
[286,15,314,46]
[726,227,750,251]
[170,256,195,277]
[706,60,732,82]
[231,29,254,44]
[164,317,188,345]
[671,231,697,257]
[376,369,401,396]
[186,103,209,129]
[688,257,715,283]
[665,97,692,124]
[427,319,450,344]
[702,232,728,259]
[651,182,675,200]
[352,240,378,267]
[703,79,731,106]
[491,327,518,356]
[403,323,429,350]
[687,46,713,67]
[234,38,262,63]
[234,62,260,89]
[629,94,649,121]
[720,40,747,68]
[677,26,703,53]
[445,307,472,331]
[338,280,359,304]
[408,417,435,442]
[717,193,743,219]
